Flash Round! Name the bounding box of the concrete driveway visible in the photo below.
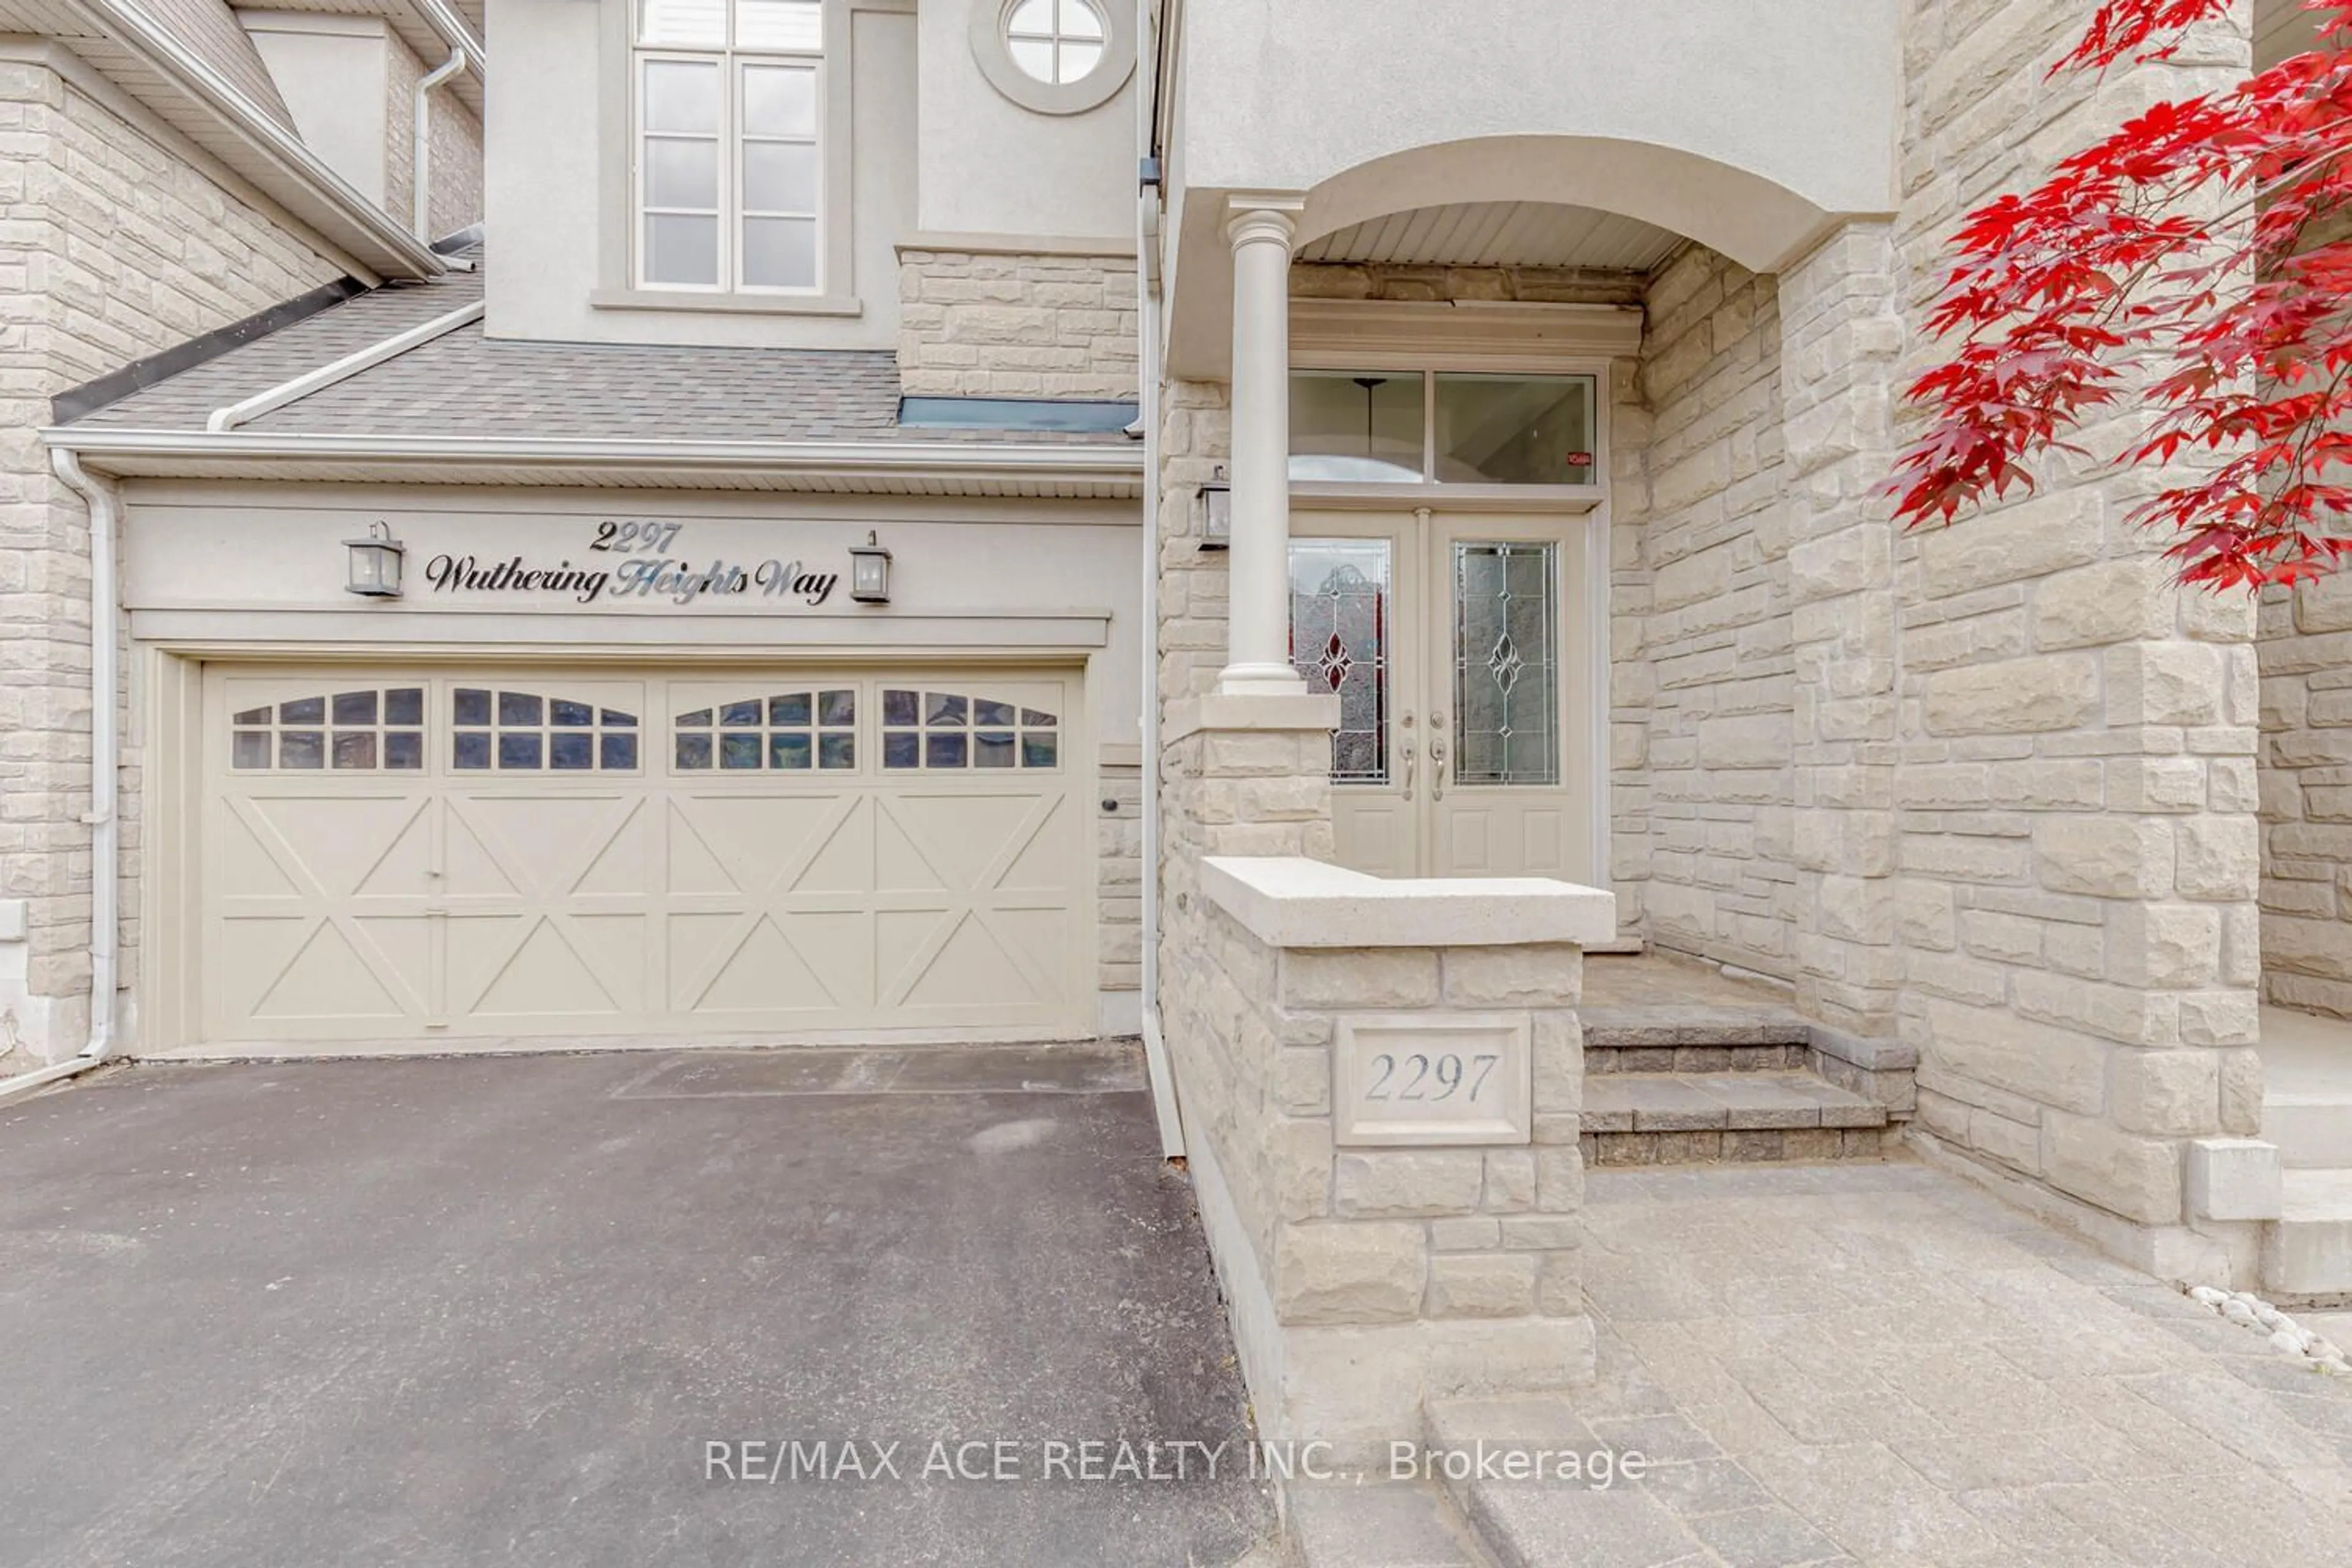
[0,1043,1277,1567]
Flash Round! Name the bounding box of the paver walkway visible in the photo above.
[1455,1160,2352,1566]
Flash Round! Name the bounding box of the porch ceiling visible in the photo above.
[1297,200,1684,273]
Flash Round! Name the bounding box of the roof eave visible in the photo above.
[67,0,447,281]
[40,427,1151,495]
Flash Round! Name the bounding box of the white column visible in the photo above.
[1219,196,1308,698]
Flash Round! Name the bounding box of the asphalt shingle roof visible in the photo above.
[66,248,1125,448]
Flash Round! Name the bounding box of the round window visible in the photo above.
[1005,0,1106,85]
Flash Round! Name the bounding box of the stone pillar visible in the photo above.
[1778,221,1904,1044]
[1219,197,1309,699]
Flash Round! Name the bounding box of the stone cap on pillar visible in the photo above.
[1202,856,1617,949]
[1164,692,1341,743]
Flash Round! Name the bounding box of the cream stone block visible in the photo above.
[1441,944,1581,1006]
[2034,558,2170,649]
[1273,1115,1336,1221]
[1482,1150,1537,1213]
[1332,1152,1486,1218]
[1426,1254,1539,1319]
[1918,489,2102,597]
[2108,1049,2221,1137]
[1424,1315,1596,1399]
[1531,1011,1583,1117]
[1924,998,2109,1117]
[2175,815,2257,900]
[2013,968,2174,1047]
[2179,989,2260,1047]
[2106,903,2221,989]
[2105,758,2206,813]
[2034,817,2173,899]
[2218,1048,2264,1136]
[1697,712,1792,767]
[2185,1138,2282,1221]
[2107,643,2225,726]
[1274,1223,1428,1325]
[1922,654,2100,736]
[2040,1110,2185,1225]
[1279,949,1441,1010]
[1896,880,1958,949]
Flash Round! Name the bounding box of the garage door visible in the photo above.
[200,666,1090,1044]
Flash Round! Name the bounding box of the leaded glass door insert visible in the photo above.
[1289,538,1392,784]
[1450,541,1559,788]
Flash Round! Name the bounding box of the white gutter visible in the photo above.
[0,450,122,1107]
[1135,0,1181,1159]
[413,48,472,239]
[206,300,486,433]
[48,427,1149,486]
[68,0,443,280]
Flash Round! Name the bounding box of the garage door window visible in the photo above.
[452,688,641,771]
[233,687,426,771]
[880,688,1058,769]
[674,688,856,770]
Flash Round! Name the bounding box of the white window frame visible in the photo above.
[630,4,826,297]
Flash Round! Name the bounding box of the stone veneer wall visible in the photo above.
[1610,244,1795,975]
[0,58,345,1065]
[384,29,486,243]
[1885,0,2263,1268]
[2257,578,2352,1016]
[1158,715,1591,1444]
[1096,758,1141,1000]
[895,248,1139,398]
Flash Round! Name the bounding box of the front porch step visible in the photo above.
[2264,1169,2352,1300]
[1287,1479,1493,1567]
[1580,1071,1891,1167]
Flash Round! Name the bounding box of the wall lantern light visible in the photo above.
[1197,466,1231,551]
[344,519,405,597]
[849,530,893,603]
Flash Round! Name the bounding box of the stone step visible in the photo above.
[2264,1168,2352,1300]
[1287,1478,1494,1567]
[1421,1395,1695,1568]
[1581,1071,1891,1167]
[2265,1091,2352,1171]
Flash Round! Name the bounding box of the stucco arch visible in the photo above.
[1295,135,1838,279]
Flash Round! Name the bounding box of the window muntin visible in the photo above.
[674,690,856,770]
[634,0,822,293]
[881,690,1059,770]
[233,688,426,772]
[1005,0,1104,85]
[1288,371,1599,488]
[452,689,641,772]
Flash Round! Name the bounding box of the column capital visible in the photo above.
[1224,194,1308,251]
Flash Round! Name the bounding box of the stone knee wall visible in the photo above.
[895,247,1139,398]
[1886,0,2261,1254]
[0,58,345,1066]
[1613,244,1795,974]
[2256,579,2352,1016]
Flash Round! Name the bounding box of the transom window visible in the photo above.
[453,690,641,771]
[881,690,1059,770]
[233,688,426,771]
[1289,371,1599,488]
[1005,0,1104,85]
[674,690,856,770]
[635,0,822,292]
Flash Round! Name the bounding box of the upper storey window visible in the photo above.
[635,0,823,293]
[1005,0,1106,86]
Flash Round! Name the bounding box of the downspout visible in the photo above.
[0,448,121,1106]
[1136,0,1182,1158]
[413,48,470,240]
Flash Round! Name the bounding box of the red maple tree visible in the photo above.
[1890,0,2352,589]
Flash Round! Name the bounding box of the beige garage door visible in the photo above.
[200,665,1090,1045]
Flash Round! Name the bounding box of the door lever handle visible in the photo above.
[1400,739,1415,801]
[1430,739,1449,802]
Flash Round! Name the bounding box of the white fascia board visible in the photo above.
[42,426,1150,484]
[67,0,445,279]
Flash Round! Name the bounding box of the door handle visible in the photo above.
[1400,738,1415,801]
[1430,740,1449,802]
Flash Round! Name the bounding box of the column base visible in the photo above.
[1216,663,1310,698]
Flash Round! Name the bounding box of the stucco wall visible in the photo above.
[0,56,345,1065]
[1611,244,1793,975]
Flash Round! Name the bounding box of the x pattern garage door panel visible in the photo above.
[203,669,1090,1044]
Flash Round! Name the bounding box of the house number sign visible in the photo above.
[1332,1013,1534,1148]
[420,522,841,608]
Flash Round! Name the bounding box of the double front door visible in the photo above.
[1289,510,1596,884]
